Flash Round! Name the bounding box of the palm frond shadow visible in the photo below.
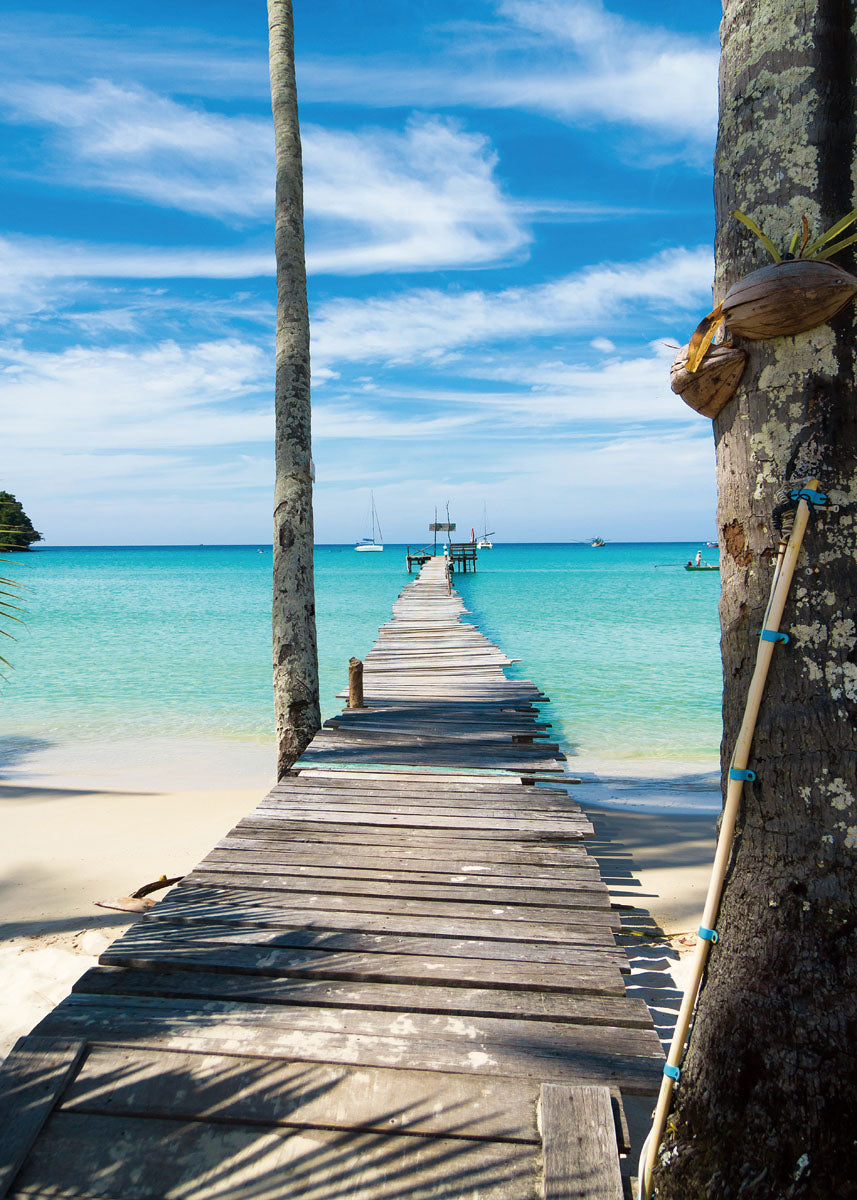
[15,1044,537,1199]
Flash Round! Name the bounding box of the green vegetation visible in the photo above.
[0,491,43,550]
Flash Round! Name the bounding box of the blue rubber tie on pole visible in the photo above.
[663,1065,681,1082]
[698,925,719,943]
[730,767,756,782]
[790,487,827,506]
[760,629,789,644]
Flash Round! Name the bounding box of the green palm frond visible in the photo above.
[734,207,857,263]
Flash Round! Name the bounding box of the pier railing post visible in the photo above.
[348,657,365,708]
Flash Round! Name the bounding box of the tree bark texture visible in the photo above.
[655,3,857,1197]
[268,0,320,778]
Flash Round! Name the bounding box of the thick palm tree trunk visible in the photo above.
[267,0,320,777]
[655,3,857,1196]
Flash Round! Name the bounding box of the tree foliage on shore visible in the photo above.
[0,491,42,550]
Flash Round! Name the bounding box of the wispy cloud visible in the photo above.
[1,340,271,453]
[298,0,718,153]
[312,246,713,366]
[5,79,273,219]
[3,81,529,270]
[304,117,528,271]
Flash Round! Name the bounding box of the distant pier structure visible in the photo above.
[407,519,478,573]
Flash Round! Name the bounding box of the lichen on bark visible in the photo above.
[655,2,857,1196]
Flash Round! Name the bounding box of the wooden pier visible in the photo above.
[0,557,662,1199]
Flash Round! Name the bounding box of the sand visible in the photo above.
[0,778,264,1059]
[0,744,721,1074]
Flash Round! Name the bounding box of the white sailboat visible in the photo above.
[476,503,494,550]
[354,491,384,552]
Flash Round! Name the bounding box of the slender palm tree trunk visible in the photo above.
[267,0,320,778]
[655,3,857,1196]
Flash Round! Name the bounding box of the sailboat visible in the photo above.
[590,537,606,547]
[477,503,494,550]
[354,491,384,552]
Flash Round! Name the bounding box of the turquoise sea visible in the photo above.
[0,544,722,773]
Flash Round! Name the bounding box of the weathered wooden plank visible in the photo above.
[232,816,589,843]
[58,1045,544,1142]
[188,862,612,911]
[206,848,603,887]
[268,785,579,811]
[172,877,622,931]
[229,822,591,859]
[540,1085,624,1200]
[288,772,567,791]
[40,994,663,1060]
[260,794,582,819]
[146,889,621,941]
[75,966,651,1026]
[236,809,589,836]
[33,995,664,1094]
[11,1111,540,1200]
[110,918,625,968]
[0,1036,87,1198]
[253,801,588,827]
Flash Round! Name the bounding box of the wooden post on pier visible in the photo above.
[347,656,365,708]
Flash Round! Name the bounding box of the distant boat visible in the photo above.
[706,540,718,548]
[477,503,494,550]
[590,537,605,547]
[685,563,720,571]
[355,491,384,552]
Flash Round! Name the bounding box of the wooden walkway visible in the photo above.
[0,557,662,1199]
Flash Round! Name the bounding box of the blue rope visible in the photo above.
[698,925,719,943]
[760,629,789,644]
[730,767,756,782]
[663,1064,681,1082]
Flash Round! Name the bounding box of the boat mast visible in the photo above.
[373,493,383,545]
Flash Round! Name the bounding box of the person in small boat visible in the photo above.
[686,560,693,568]
[695,550,702,567]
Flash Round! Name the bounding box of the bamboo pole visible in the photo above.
[640,482,818,1199]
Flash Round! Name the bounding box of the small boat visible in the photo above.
[685,561,719,571]
[476,503,494,550]
[706,540,718,548]
[590,537,605,547]
[355,491,384,552]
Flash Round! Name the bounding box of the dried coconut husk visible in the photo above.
[671,341,748,418]
[685,259,857,372]
[722,259,857,338]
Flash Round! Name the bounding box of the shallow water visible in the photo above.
[0,543,722,772]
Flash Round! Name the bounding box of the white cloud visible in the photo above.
[0,235,274,298]
[4,81,528,271]
[1,340,272,455]
[312,246,714,366]
[494,0,717,138]
[5,79,273,219]
[303,117,528,272]
[298,0,717,151]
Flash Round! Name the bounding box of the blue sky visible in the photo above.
[2,0,723,545]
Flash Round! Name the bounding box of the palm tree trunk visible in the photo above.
[655,3,857,1196]
[267,0,320,778]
